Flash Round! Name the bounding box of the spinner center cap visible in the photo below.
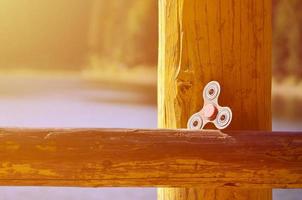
[203,104,218,120]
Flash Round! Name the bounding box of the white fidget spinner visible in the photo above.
[187,81,232,130]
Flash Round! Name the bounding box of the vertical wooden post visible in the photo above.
[158,0,272,199]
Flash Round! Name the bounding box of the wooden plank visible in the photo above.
[158,0,272,198]
[158,188,273,200]
[0,128,301,188]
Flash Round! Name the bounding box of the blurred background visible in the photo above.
[0,0,301,200]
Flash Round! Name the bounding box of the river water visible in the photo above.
[0,75,157,128]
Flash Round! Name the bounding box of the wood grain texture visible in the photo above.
[0,128,301,188]
[158,0,272,130]
[158,188,272,200]
[158,0,272,199]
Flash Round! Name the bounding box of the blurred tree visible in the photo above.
[122,0,158,66]
[273,0,302,81]
[87,0,158,69]
[0,0,91,71]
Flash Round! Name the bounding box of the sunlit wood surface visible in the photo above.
[158,0,272,198]
[0,128,301,188]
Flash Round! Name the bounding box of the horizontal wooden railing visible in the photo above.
[0,128,301,188]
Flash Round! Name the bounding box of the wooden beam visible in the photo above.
[158,0,272,131]
[0,128,301,188]
[158,0,272,199]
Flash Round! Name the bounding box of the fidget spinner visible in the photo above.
[187,81,232,130]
